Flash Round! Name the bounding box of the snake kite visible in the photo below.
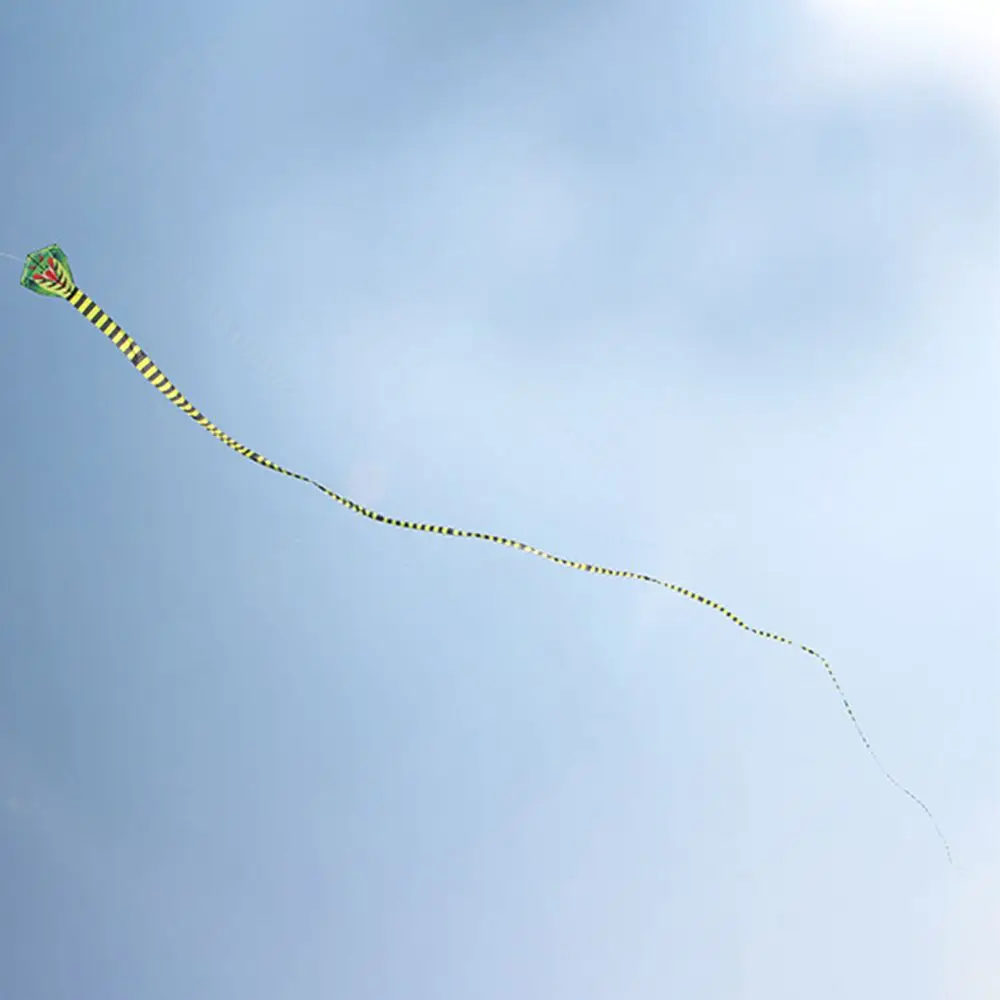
[17,243,952,863]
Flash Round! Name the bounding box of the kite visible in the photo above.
[16,244,951,862]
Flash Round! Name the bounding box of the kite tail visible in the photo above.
[799,642,953,863]
[19,244,952,864]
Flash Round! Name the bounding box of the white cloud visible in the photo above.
[798,0,1000,122]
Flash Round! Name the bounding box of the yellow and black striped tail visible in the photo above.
[19,244,953,864]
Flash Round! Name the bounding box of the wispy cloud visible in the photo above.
[799,0,1000,124]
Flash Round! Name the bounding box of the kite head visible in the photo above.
[20,245,75,299]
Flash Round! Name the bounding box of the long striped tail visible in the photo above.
[19,244,953,863]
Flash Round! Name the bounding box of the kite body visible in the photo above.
[18,244,952,863]
[21,245,75,297]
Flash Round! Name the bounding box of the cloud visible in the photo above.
[799,0,1000,122]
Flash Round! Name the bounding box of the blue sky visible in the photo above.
[1,1,997,997]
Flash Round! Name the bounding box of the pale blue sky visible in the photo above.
[1,1,997,998]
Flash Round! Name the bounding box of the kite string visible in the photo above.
[1,251,23,263]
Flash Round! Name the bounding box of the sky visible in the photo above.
[0,1,997,997]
